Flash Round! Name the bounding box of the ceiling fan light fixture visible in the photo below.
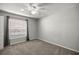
[31,10,39,15]
[25,3,46,15]
[31,11,37,15]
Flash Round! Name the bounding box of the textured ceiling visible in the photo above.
[0,3,52,18]
[0,3,79,18]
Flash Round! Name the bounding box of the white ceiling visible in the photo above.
[0,3,52,18]
[0,3,79,18]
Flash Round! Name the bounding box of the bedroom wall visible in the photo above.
[38,4,79,52]
[0,16,4,49]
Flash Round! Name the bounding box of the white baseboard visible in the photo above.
[39,39,79,53]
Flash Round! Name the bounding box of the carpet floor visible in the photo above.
[0,39,79,55]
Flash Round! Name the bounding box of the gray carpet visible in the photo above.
[0,39,79,55]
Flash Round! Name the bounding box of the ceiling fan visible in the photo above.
[24,3,47,15]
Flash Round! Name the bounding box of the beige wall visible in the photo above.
[38,5,79,52]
